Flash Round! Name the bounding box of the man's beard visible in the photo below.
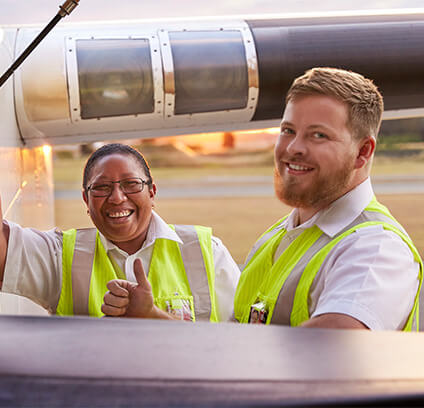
[274,159,355,210]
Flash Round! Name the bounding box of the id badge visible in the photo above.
[249,301,268,324]
[166,296,193,322]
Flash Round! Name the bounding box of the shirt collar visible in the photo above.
[284,178,374,237]
[99,210,182,255]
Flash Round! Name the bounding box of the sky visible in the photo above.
[0,0,423,25]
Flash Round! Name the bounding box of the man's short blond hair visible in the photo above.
[286,67,384,141]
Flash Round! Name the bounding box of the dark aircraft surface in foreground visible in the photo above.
[2,315,424,407]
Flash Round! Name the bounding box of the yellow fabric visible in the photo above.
[195,225,219,322]
[234,222,287,323]
[234,224,323,323]
[56,229,77,315]
[149,235,195,320]
[88,235,125,317]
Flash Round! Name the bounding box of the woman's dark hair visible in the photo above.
[83,143,153,193]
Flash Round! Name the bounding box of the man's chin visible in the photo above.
[275,191,308,209]
[274,180,315,209]
[274,169,301,207]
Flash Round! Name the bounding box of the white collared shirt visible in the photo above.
[2,211,240,321]
[273,178,420,330]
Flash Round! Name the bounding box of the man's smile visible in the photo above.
[286,162,314,173]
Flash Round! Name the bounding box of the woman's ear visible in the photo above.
[150,183,157,198]
[355,136,376,169]
[82,189,88,206]
[149,183,157,208]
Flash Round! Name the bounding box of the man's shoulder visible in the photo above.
[330,223,417,261]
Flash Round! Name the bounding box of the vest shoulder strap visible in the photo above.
[59,228,97,316]
[173,224,217,321]
[243,215,289,269]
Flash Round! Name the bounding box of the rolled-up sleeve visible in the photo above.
[2,221,63,313]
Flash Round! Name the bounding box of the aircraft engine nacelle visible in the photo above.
[6,10,424,147]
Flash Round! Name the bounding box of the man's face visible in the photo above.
[274,95,361,213]
[83,153,156,254]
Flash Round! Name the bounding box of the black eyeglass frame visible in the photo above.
[86,177,150,197]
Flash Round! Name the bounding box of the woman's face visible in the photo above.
[83,153,156,254]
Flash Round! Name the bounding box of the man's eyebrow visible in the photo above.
[308,124,333,131]
[280,121,294,128]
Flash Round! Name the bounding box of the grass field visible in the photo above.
[55,193,424,265]
[53,152,424,264]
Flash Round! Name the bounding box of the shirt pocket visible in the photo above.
[156,295,195,322]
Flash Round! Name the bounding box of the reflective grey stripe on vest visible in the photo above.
[71,228,97,315]
[267,210,410,325]
[174,225,212,320]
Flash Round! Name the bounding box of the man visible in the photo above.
[0,143,240,321]
[233,67,422,330]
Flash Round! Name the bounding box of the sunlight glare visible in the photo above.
[42,144,52,156]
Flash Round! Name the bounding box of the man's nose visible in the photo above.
[286,134,307,156]
[107,183,127,202]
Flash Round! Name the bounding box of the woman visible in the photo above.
[0,143,240,322]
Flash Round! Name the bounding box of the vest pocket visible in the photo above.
[156,295,195,322]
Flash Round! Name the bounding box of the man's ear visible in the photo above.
[355,136,376,169]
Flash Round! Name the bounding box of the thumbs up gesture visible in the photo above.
[101,258,175,320]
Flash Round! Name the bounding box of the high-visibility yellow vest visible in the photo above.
[56,225,219,322]
[234,197,423,331]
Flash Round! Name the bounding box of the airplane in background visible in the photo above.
[1,5,424,310]
[2,6,424,406]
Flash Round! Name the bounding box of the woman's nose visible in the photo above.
[107,183,127,203]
